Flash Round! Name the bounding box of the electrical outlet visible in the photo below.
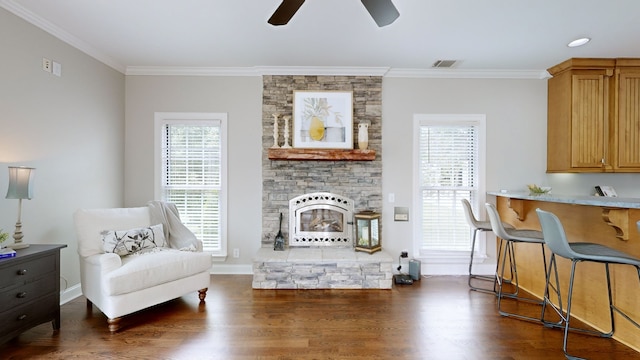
[42,58,52,73]
[233,248,240,258]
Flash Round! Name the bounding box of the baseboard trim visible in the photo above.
[60,283,83,305]
[211,264,253,275]
[422,262,497,276]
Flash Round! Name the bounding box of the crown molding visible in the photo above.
[255,66,390,76]
[126,66,548,79]
[126,66,391,77]
[385,68,550,79]
[126,66,261,76]
[1,0,125,73]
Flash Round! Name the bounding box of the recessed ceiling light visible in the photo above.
[567,37,591,48]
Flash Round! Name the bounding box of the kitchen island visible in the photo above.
[488,191,640,351]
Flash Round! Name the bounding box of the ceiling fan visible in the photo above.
[268,0,400,27]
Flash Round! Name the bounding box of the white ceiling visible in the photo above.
[3,0,640,76]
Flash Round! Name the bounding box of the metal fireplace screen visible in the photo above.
[289,192,354,247]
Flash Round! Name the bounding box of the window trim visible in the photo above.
[153,112,228,258]
[412,114,487,264]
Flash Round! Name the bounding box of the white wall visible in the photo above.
[124,75,262,273]
[0,9,125,294]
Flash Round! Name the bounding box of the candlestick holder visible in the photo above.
[271,113,280,148]
[282,115,292,148]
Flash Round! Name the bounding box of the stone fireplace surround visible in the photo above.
[255,75,391,289]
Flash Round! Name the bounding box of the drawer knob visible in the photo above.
[17,269,28,276]
[17,314,27,321]
[16,292,27,298]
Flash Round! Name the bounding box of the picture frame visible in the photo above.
[293,90,353,149]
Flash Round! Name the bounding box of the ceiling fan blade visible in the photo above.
[268,0,306,26]
[361,0,400,27]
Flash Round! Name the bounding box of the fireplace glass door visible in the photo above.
[299,207,343,233]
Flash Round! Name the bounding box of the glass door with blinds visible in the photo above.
[414,114,486,258]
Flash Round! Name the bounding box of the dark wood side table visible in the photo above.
[0,244,67,344]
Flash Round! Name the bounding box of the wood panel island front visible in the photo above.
[488,191,640,352]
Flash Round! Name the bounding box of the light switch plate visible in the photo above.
[52,61,62,76]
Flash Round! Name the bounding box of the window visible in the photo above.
[154,113,227,257]
[413,114,486,259]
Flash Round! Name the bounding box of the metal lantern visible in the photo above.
[354,211,381,254]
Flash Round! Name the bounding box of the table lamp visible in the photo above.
[6,166,35,249]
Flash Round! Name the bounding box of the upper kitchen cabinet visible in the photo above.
[547,58,640,173]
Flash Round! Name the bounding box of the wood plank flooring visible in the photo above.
[1,275,639,359]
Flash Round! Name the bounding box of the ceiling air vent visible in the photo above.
[432,60,457,68]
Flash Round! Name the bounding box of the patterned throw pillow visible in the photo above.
[101,224,166,256]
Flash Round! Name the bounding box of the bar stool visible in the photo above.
[485,203,548,322]
[461,199,514,293]
[536,209,640,360]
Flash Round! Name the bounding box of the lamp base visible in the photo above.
[9,242,29,250]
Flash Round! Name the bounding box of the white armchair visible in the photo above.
[74,205,212,332]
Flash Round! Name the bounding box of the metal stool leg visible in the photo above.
[468,228,498,293]
[496,240,546,322]
[543,260,620,360]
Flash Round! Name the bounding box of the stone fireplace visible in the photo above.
[261,75,383,247]
[254,75,392,289]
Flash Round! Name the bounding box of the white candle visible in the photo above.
[271,113,280,148]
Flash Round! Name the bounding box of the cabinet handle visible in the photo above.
[16,292,27,298]
[17,314,27,321]
[17,269,28,275]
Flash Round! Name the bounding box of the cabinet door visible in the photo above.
[615,70,640,170]
[571,74,608,169]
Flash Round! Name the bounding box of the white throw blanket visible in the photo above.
[147,201,202,251]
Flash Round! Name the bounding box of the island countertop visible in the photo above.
[487,191,640,209]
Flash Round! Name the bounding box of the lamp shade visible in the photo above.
[6,166,35,200]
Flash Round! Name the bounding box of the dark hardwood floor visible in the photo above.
[2,275,639,359]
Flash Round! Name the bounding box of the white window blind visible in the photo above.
[415,115,484,256]
[155,113,227,255]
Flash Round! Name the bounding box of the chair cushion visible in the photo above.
[102,224,166,256]
[102,248,211,296]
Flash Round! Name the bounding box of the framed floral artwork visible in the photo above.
[292,91,353,149]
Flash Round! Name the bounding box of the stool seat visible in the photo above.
[503,228,544,242]
[569,242,640,265]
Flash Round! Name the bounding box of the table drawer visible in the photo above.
[0,253,56,288]
[0,276,57,308]
[0,292,59,336]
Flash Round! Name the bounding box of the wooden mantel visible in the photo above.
[268,148,376,161]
